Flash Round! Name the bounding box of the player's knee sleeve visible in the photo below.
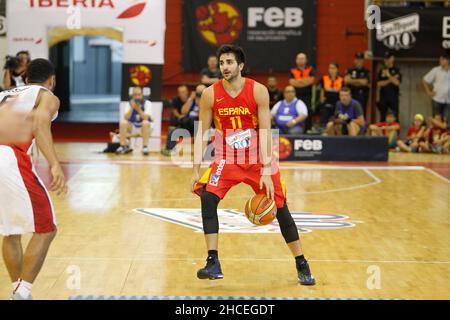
[201,191,220,234]
[276,203,299,243]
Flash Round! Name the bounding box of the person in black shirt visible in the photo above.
[344,52,370,116]
[200,55,221,86]
[170,85,190,126]
[267,76,282,110]
[289,53,316,131]
[377,52,402,122]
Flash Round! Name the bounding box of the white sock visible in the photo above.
[13,279,32,298]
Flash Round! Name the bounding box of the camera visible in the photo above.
[3,55,19,71]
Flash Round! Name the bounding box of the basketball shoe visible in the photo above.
[297,259,316,285]
[197,255,224,280]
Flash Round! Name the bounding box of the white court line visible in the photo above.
[45,256,450,265]
[285,169,381,196]
[425,168,450,184]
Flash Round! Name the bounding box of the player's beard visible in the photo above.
[222,68,239,83]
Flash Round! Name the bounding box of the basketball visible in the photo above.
[244,194,277,226]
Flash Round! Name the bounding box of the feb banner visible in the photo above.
[373,7,450,59]
[275,136,388,161]
[182,0,316,72]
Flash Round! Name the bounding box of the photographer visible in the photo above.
[3,51,30,90]
[326,87,365,136]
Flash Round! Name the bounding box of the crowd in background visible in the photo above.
[2,48,449,155]
[163,50,450,155]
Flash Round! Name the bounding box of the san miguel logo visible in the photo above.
[129,65,152,86]
[135,208,357,234]
[376,13,420,50]
[196,0,243,46]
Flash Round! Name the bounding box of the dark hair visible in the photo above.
[441,50,450,60]
[216,44,246,65]
[329,61,339,69]
[26,58,55,84]
[386,111,396,118]
[341,87,352,94]
[16,50,30,58]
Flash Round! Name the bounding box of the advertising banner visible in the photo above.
[7,0,166,151]
[373,7,450,59]
[276,136,388,161]
[183,0,316,72]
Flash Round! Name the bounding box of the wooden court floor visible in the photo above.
[1,143,449,300]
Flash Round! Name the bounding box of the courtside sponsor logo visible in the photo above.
[209,159,226,186]
[134,208,357,234]
[376,13,419,50]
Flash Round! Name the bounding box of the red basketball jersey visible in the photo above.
[212,78,260,163]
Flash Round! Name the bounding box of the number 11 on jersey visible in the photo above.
[230,116,242,129]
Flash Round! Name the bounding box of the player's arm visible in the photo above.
[191,86,214,191]
[33,91,67,195]
[255,82,274,200]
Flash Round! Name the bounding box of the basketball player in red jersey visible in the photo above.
[191,45,315,285]
[0,59,67,299]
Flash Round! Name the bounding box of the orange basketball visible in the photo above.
[244,194,277,226]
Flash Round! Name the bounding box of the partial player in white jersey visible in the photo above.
[0,96,33,145]
[0,58,67,300]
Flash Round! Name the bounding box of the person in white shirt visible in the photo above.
[116,86,152,155]
[271,85,308,134]
[423,52,450,129]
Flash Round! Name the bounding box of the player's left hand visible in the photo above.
[50,164,68,196]
[259,174,274,200]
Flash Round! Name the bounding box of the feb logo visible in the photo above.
[275,137,293,160]
[196,0,243,46]
[129,65,152,86]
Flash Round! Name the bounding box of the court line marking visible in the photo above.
[425,168,450,184]
[284,168,381,196]
[57,158,430,171]
[45,256,450,265]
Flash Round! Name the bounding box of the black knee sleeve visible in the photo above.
[201,191,221,234]
[276,203,299,243]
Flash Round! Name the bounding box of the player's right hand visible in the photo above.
[191,171,200,194]
[50,164,68,196]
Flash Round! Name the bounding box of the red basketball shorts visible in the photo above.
[193,160,287,208]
